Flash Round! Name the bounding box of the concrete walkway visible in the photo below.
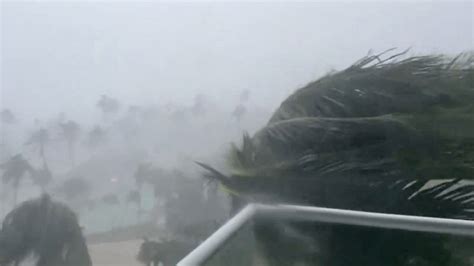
[88,239,143,266]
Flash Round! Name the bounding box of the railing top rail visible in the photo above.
[177,203,474,266]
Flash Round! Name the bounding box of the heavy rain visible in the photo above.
[1,1,473,266]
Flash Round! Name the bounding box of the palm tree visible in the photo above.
[26,128,50,163]
[233,89,250,122]
[30,161,53,192]
[199,51,474,266]
[232,104,246,122]
[126,189,141,205]
[191,94,209,117]
[1,109,16,124]
[1,109,16,160]
[97,94,121,120]
[133,162,154,189]
[239,89,250,103]
[25,128,53,192]
[0,194,92,266]
[86,125,106,149]
[59,120,81,166]
[0,154,34,205]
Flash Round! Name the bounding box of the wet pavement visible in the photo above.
[88,239,143,266]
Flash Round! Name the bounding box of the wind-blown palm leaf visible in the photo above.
[269,52,474,123]
[214,114,474,203]
[217,52,474,202]
[199,51,474,265]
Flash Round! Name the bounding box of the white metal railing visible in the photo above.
[177,203,474,266]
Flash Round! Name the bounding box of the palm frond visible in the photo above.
[198,51,474,265]
[269,51,474,123]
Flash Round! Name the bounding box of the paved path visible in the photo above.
[88,239,143,266]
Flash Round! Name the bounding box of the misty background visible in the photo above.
[0,1,473,236]
[2,1,472,120]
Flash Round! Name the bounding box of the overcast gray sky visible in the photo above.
[1,1,473,122]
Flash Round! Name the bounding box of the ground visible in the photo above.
[88,239,143,266]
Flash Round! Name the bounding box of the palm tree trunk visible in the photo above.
[1,127,5,161]
[137,201,142,223]
[13,182,19,206]
[1,184,6,217]
[68,141,75,167]
[40,143,44,160]
[40,142,48,166]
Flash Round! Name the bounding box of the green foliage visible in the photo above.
[200,51,474,265]
[269,51,474,122]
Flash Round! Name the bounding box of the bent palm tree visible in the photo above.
[199,51,474,266]
[86,125,106,149]
[0,109,16,125]
[232,104,246,122]
[25,128,49,163]
[31,161,53,192]
[0,154,34,206]
[0,109,16,161]
[0,194,92,266]
[97,94,121,121]
[25,129,53,192]
[59,120,81,167]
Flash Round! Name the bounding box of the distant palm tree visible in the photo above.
[30,161,53,192]
[26,128,50,163]
[97,94,121,120]
[1,109,16,160]
[0,154,34,205]
[232,104,246,122]
[59,120,81,166]
[86,125,106,149]
[24,128,53,192]
[239,89,250,102]
[126,189,141,204]
[191,94,209,117]
[0,109,16,124]
[133,162,154,189]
